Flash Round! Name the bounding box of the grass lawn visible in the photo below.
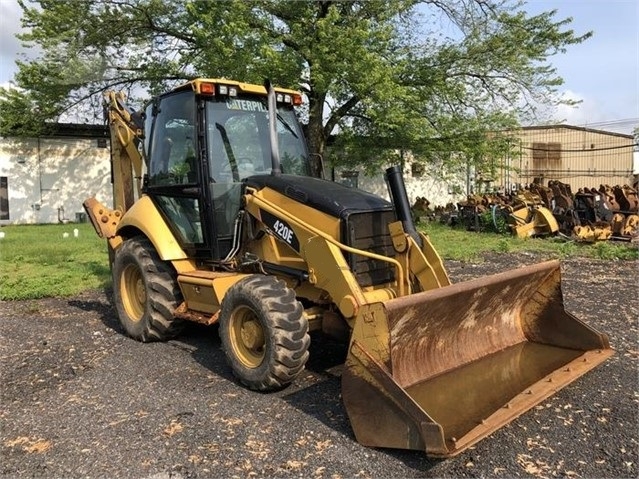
[0,223,110,300]
[0,221,636,300]
[422,222,639,262]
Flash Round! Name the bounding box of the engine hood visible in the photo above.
[244,174,394,220]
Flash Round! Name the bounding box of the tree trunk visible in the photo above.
[304,90,327,177]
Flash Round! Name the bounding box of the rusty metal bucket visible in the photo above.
[342,260,612,457]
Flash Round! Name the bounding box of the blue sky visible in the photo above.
[0,0,637,134]
[523,0,638,134]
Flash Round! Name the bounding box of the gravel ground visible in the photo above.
[1,253,637,478]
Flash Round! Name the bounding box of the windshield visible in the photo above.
[206,97,310,182]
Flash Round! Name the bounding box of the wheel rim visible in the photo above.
[229,306,265,368]
[120,263,146,322]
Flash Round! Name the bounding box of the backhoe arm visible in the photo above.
[104,91,145,214]
[84,92,145,245]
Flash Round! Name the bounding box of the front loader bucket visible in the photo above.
[342,260,612,457]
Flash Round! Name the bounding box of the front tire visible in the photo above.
[219,275,310,391]
[112,237,184,342]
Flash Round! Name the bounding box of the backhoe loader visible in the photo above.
[84,78,612,457]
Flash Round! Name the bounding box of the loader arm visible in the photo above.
[242,184,450,323]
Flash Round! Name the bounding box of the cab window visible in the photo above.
[148,92,197,186]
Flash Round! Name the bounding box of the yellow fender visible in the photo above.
[117,196,188,261]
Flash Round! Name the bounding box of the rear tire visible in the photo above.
[219,275,310,391]
[112,237,184,342]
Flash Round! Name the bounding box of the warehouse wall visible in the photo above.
[333,161,466,208]
[507,126,634,190]
[0,136,112,224]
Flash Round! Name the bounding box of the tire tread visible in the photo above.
[220,275,310,391]
[113,237,184,342]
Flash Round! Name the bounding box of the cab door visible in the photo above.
[145,91,207,256]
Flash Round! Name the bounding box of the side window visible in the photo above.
[148,92,197,186]
[154,196,204,244]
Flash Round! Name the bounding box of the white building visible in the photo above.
[0,124,113,224]
[1,123,468,225]
[333,164,466,207]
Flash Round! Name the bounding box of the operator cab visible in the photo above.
[142,79,311,261]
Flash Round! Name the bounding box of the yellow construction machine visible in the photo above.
[506,191,559,238]
[85,79,612,457]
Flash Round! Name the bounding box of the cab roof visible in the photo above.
[173,78,301,97]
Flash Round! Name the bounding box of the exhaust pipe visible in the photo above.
[264,79,281,176]
[385,165,422,247]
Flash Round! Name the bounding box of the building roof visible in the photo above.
[520,124,634,140]
[40,123,109,139]
[1,122,109,140]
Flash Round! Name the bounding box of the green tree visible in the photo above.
[2,0,589,174]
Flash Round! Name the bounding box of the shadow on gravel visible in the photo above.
[68,294,442,471]
[379,446,443,471]
[281,332,441,472]
[67,288,123,333]
[180,322,239,384]
[279,333,352,434]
